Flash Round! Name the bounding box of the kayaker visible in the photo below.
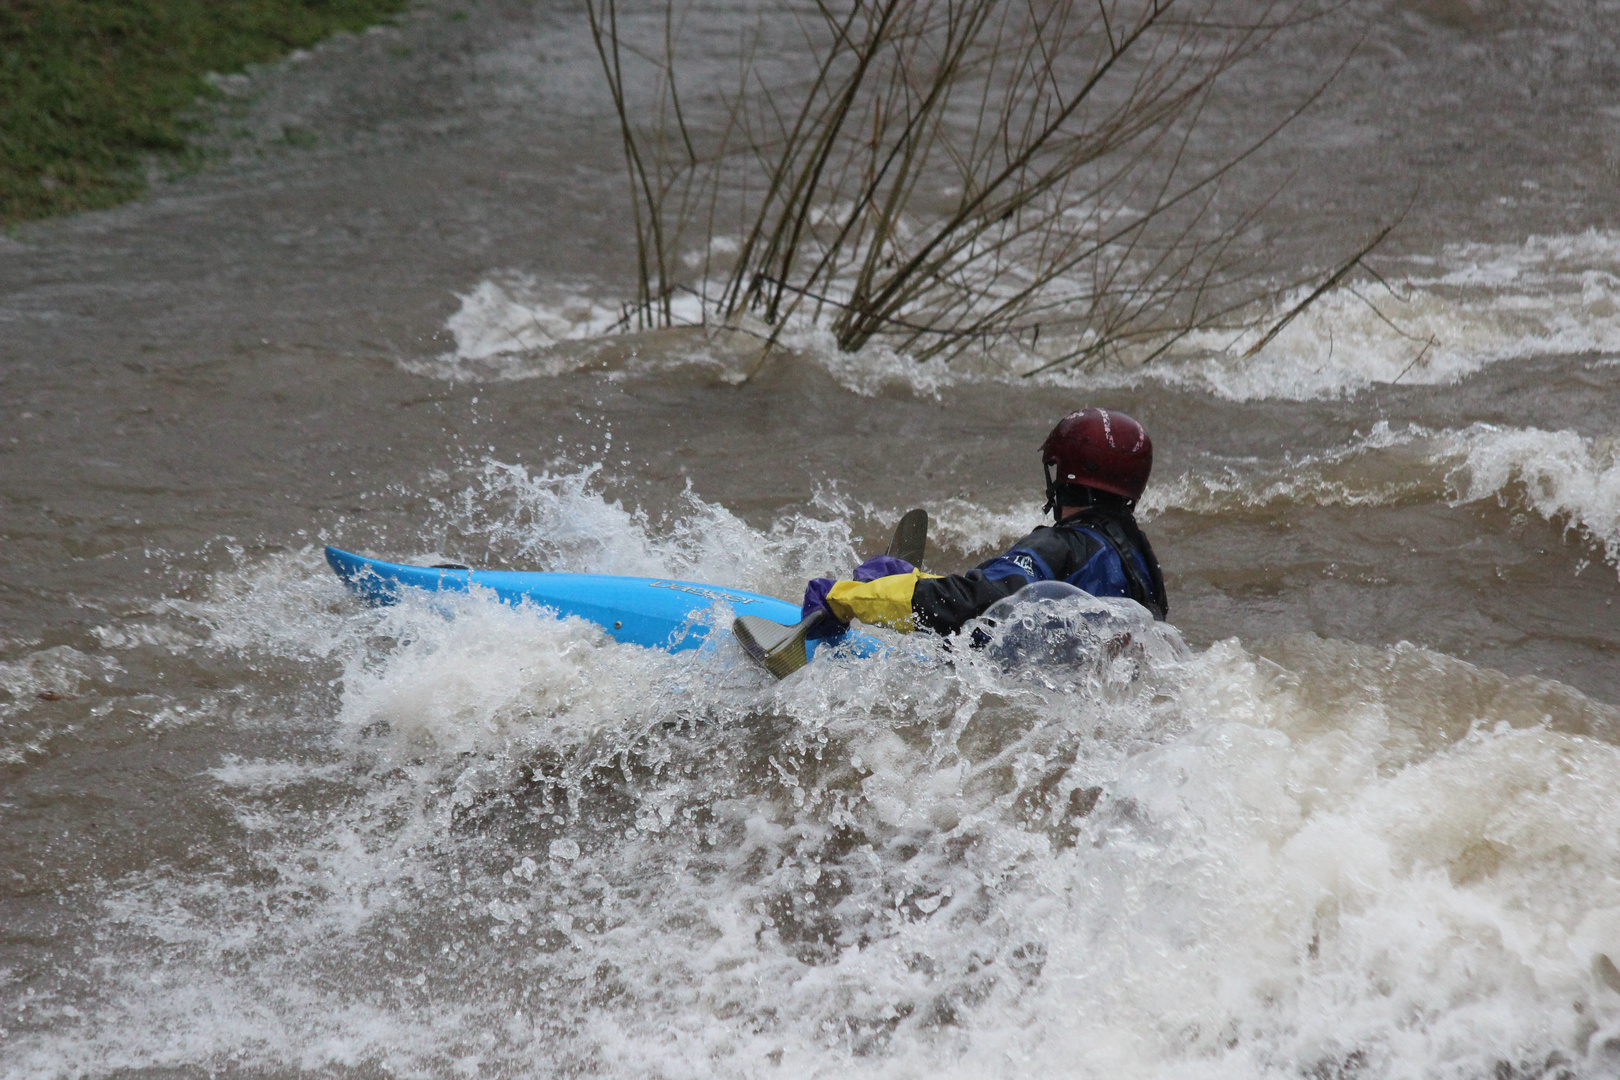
[802,408,1168,638]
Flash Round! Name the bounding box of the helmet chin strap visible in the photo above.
[1043,462,1096,520]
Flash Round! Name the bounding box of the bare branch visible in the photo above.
[1241,219,1398,359]
[589,0,1372,379]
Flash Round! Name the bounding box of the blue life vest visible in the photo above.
[979,527,1158,610]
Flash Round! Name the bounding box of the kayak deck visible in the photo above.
[324,546,854,657]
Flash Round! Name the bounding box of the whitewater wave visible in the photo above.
[1163,230,1620,401]
[413,275,769,384]
[443,276,620,359]
[1148,422,1620,567]
[433,229,1620,400]
[10,465,1620,1078]
[925,423,1620,575]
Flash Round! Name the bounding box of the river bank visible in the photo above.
[0,0,411,224]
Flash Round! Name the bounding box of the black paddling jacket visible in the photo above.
[911,508,1168,635]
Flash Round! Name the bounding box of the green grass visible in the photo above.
[0,0,415,225]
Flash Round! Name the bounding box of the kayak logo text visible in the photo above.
[649,581,761,605]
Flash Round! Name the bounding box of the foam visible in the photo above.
[776,322,973,398]
[411,275,750,384]
[926,496,1043,555]
[22,629,1620,1077]
[431,229,1620,400]
[421,459,865,596]
[445,276,620,361]
[206,755,344,791]
[1445,425,1620,564]
[332,588,686,760]
[17,470,1620,1078]
[90,619,200,653]
[1078,230,1620,400]
[1030,230,1620,401]
[930,420,1620,566]
[0,645,120,711]
[0,645,123,764]
[1140,421,1620,569]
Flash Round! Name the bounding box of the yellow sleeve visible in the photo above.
[824,572,941,633]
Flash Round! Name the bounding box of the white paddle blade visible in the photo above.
[733,612,822,679]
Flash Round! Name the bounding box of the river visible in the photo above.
[3,0,1620,1075]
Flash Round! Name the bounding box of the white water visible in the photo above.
[927,422,1620,577]
[9,0,1620,1073]
[433,229,1620,402]
[1167,230,1620,401]
[9,469,1620,1078]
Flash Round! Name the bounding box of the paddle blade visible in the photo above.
[735,509,921,679]
[734,611,823,679]
[886,508,928,568]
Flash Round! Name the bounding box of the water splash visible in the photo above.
[13,466,1620,1078]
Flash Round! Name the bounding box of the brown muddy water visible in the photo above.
[3,0,1620,1075]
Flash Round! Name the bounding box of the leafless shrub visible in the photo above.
[587,0,1360,374]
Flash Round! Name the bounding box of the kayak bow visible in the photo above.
[324,546,867,659]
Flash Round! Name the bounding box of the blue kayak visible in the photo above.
[324,546,867,659]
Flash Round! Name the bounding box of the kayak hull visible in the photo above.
[324,546,858,658]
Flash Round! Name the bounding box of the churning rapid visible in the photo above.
[5,0,1620,1076]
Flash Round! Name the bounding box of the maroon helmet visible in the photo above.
[1041,408,1153,509]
